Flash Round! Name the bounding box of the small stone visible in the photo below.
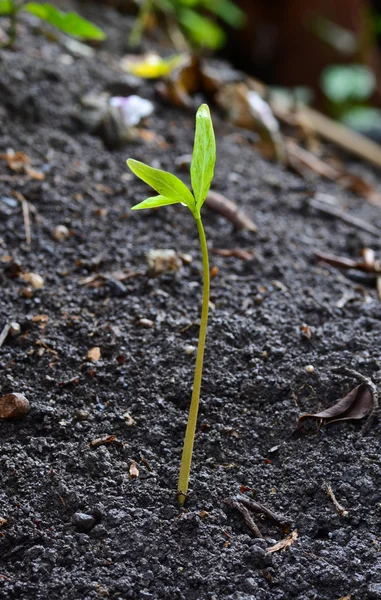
[184,345,196,355]
[22,272,44,289]
[72,512,96,533]
[21,287,33,298]
[305,364,315,373]
[76,409,90,421]
[147,249,182,275]
[9,322,21,335]
[0,393,30,419]
[53,225,69,242]
[139,318,154,328]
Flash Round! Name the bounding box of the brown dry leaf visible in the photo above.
[212,248,254,261]
[0,517,7,527]
[298,383,374,429]
[0,150,44,180]
[129,461,139,478]
[89,435,116,448]
[156,54,202,109]
[0,149,30,172]
[206,191,257,232]
[32,314,49,326]
[267,529,298,554]
[87,347,101,362]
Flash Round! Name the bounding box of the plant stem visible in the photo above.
[128,0,152,48]
[178,215,210,505]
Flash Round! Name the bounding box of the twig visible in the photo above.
[0,323,11,349]
[235,495,292,529]
[14,191,31,249]
[322,481,348,518]
[224,498,263,538]
[332,366,379,434]
[308,198,381,237]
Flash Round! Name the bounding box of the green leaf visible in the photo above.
[0,0,13,16]
[22,3,106,40]
[205,0,245,28]
[177,8,225,49]
[127,159,195,211]
[131,195,179,210]
[190,104,216,209]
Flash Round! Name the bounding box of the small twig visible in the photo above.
[224,498,263,538]
[14,191,31,249]
[322,481,348,518]
[308,198,381,237]
[235,495,292,529]
[0,323,11,349]
[332,366,379,434]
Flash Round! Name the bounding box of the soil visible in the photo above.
[1,3,381,600]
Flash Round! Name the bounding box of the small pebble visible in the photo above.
[72,512,96,533]
[184,345,196,355]
[76,409,90,421]
[9,322,21,335]
[139,318,154,328]
[0,393,30,419]
[22,272,44,289]
[53,225,69,242]
[305,365,315,373]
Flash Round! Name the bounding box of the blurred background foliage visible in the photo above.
[95,0,381,137]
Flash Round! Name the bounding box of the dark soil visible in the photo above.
[1,3,381,600]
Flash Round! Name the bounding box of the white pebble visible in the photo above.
[305,365,315,373]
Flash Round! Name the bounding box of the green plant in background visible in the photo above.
[129,0,245,50]
[320,64,381,133]
[127,104,216,504]
[0,1,105,47]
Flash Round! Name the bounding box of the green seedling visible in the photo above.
[127,103,216,504]
[0,1,105,47]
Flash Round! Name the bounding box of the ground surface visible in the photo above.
[1,3,381,600]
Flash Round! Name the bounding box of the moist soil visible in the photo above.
[1,4,381,600]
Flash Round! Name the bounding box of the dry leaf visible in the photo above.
[298,383,374,429]
[267,529,298,553]
[156,54,202,109]
[87,347,101,361]
[206,190,257,232]
[0,517,7,527]
[129,461,139,478]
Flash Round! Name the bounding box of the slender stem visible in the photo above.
[128,0,153,48]
[178,215,210,505]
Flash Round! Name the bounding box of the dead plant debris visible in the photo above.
[224,494,292,539]
[206,190,257,232]
[266,529,299,554]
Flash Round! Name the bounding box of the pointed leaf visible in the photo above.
[191,104,216,209]
[127,159,195,211]
[23,3,106,40]
[131,195,179,210]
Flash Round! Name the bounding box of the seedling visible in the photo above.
[127,103,216,504]
[0,1,105,47]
